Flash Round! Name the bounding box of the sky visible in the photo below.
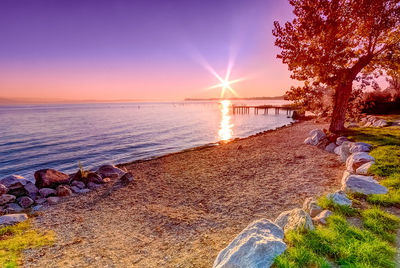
[0,0,298,101]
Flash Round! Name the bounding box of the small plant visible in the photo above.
[78,161,90,179]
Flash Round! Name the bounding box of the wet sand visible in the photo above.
[23,120,343,268]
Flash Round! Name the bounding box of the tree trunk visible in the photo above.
[329,81,353,133]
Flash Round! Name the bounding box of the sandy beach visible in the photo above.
[23,120,344,268]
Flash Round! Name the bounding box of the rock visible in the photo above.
[346,152,375,172]
[348,122,359,128]
[87,182,101,190]
[308,129,326,146]
[0,184,8,195]
[96,165,125,179]
[327,191,352,206]
[342,174,388,195]
[373,119,388,127]
[212,219,286,268]
[336,136,348,146]
[349,142,372,153]
[70,169,83,182]
[325,143,337,153]
[0,175,29,190]
[17,196,34,208]
[313,210,333,225]
[0,214,28,226]
[24,182,39,199]
[364,121,372,127]
[71,180,85,189]
[339,141,354,162]
[303,197,323,217]
[71,186,91,194]
[356,161,374,175]
[56,185,72,196]
[304,137,313,145]
[35,197,47,204]
[120,172,134,184]
[39,188,57,198]
[86,172,104,184]
[103,177,111,183]
[275,208,314,232]
[47,196,60,205]
[334,146,341,155]
[4,203,24,213]
[34,169,70,188]
[0,194,16,205]
[32,205,44,211]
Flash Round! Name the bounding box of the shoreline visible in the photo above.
[23,119,343,267]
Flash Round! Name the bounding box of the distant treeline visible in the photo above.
[184,96,285,101]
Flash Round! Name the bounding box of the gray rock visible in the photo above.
[0,175,29,190]
[336,136,348,146]
[327,191,352,206]
[304,137,313,145]
[313,210,333,225]
[325,143,337,153]
[348,122,359,128]
[349,142,372,153]
[71,180,85,189]
[0,194,16,205]
[303,197,323,217]
[275,208,314,232]
[373,119,388,127]
[39,188,57,198]
[339,141,354,162]
[47,196,60,205]
[334,146,341,155]
[4,203,24,213]
[346,152,375,172]
[17,196,34,208]
[24,182,39,199]
[0,184,8,195]
[342,174,388,195]
[96,165,125,179]
[35,197,47,204]
[309,129,326,146]
[0,214,28,226]
[356,162,374,175]
[212,219,286,268]
[71,186,90,194]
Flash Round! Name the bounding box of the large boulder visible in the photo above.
[327,191,352,206]
[0,175,29,190]
[34,169,70,188]
[303,198,323,217]
[275,208,314,232]
[349,142,372,153]
[0,214,28,226]
[213,219,286,268]
[0,194,16,205]
[356,161,374,175]
[346,152,375,172]
[86,172,104,184]
[342,174,388,195]
[96,165,126,179]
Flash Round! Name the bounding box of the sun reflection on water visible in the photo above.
[218,100,233,141]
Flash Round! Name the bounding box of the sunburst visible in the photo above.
[207,61,246,98]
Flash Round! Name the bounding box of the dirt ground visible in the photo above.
[23,121,344,268]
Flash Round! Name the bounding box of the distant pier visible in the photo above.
[231,104,298,116]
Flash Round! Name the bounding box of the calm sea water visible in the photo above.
[0,100,293,178]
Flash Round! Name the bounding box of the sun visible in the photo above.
[207,68,246,98]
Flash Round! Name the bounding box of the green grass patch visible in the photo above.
[0,221,54,267]
[317,196,357,216]
[361,207,400,243]
[274,214,396,268]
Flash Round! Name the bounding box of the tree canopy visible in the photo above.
[273,0,400,132]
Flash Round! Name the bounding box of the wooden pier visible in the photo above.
[231,104,296,116]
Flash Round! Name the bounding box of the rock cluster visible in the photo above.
[359,115,388,127]
[0,165,133,216]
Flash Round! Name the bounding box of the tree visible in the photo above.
[273,0,400,132]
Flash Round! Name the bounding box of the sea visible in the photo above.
[0,100,293,178]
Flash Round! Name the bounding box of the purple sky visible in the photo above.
[0,0,297,100]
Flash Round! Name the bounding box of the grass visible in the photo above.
[274,116,400,267]
[274,214,396,268]
[0,221,54,267]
